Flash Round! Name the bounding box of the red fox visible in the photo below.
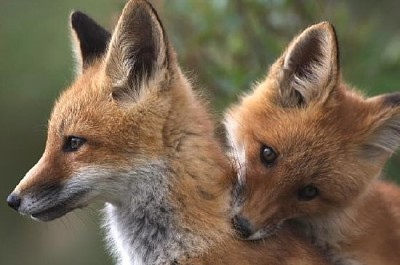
[225,22,400,264]
[6,1,328,264]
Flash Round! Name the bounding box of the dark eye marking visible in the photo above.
[298,185,319,201]
[260,145,278,167]
[63,136,86,152]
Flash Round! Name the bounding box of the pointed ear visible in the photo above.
[275,22,339,107]
[363,93,400,158]
[104,0,171,101]
[70,11,111,74]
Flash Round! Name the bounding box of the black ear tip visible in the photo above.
[70,10,89,28]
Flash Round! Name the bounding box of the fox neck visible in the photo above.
[104,82,233,264]
[105,163,208,265]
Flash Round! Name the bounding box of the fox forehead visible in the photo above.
[235,84,376,151]
[49,66,127,138]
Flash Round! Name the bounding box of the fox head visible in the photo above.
[7,0,189,221]
[226,22,400,239]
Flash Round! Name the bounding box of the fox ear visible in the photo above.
[104,0,171,101]
[276,22,339,107]
[70,11,111,74]
[363,93,400,158]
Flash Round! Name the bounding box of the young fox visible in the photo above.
[225,22,400,264]
[6,1,328,264]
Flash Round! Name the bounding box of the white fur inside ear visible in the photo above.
[283,27,334,103]
[104,5,170,103]
[367,113,400,155]
[70,28,83,76]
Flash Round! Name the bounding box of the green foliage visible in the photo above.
[1,1,399,265]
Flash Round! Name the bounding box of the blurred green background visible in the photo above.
[1,0,399,264]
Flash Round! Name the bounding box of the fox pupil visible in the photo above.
[298,185,319,201]
[260,145,277,166]
[63,136,86,152]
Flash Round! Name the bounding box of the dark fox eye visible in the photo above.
[63,136,86,152]
[260,145,277,166]
[298,185,319,201]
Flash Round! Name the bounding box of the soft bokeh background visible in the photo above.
[1,0,399,264]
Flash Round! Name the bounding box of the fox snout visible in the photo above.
[7,179,90,222]
[231,215,253,239]
[6,155,49,213]
[232,195,286,240]
[6,193,21,211]
[6,154,91,222]
[232,214,283,240]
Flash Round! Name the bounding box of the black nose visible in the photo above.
[6,193,21,211]
[231,215,253,239]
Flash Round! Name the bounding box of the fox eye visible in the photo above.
[298,185,319,201]
[260,145,277,166]
[63,136,86,152]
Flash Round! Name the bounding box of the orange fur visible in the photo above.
[8,1,328,264]
[226,22,400,264]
